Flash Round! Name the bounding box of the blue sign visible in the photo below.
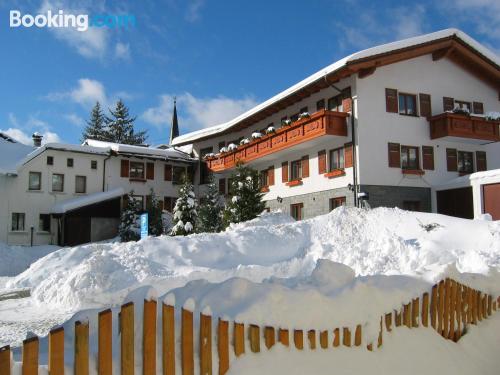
[140,213,148,239]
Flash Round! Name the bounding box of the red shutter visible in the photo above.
[164,164,172,181]
[318,150,327,174]
[282,162,289,182]
[385,88,398,113]
[301,156,309,178]
[218,178,226,194]
[443,97,454,111]
[422,146,434,170]
[473,102,484,115]
[146,162,155,180]
[446,148,458,171]
[344,143,353,168]
[419,94,431,118]
[476,151,487,171]
[120,160,129,178]
[388,143,401,168]
[268,166,275,186]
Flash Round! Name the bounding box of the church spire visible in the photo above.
[169,97,179,144]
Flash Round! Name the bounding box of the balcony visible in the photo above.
[430,113,500,143]
[205,109,349,172]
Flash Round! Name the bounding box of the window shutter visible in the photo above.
[318,150,327,174]
[301,155,309,178]
[218,178,226,194]
[422,146,434,170]
[146,162,154,180]
[268,166,275,186]
[164,164,172,181]
[419,94,432,118]
[388,143,401,168]
[120,160,129,178]
[473,102,484,114]
[281,162,289,182]
[146,195,152,210]
[446,148,458,171]
[163,197,171,212]
[476,151,487,171]
[385,88,398,113]
[344,143,353,168]
[122,194,129,209]
[443,97,454,111]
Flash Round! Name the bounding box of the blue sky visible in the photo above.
[0,0,498,146]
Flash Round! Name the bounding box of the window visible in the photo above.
[290,160,302,180]
[458,151,474,174]
[52,173,64,192]
[455,100,471,112]
[280,116,288,125]
[403,201,421,212]
[260,169,269,188]
[39,214,50,232]
[29,172,41,190]
[401,146,419,170]
[47,156,54,165]
[67,158,74,167]
[299,106,308,113]
[227,178,235,196]
[329,148,345,170]
[200,162,211,185]
[91,160,98,169]
[476,151,487,172]
[218,141,225,152]
[290,113,299,122]
[328,94,342,111]
[316,99,325,111]
[130,162,145,179]
[398,93,417,116]
[173,166,186,184]
[163,197,176,212]
[11,213,25,231]
[290,203,303,221]
[75,176,86,193]
[200,147,213,157]
[132,195,144,210]
[330,197,346,211]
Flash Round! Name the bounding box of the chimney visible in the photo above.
[32,132,43,147]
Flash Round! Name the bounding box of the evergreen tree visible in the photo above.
[223,163,266,227]
[119,191,141,242]
[105,99,148,145]
[147,188,164,236]
[197,175,224,233]
[81,102,107,142]
[171,176,198,236]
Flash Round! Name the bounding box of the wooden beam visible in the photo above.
[432,47,454,61]
[358,66,376,79]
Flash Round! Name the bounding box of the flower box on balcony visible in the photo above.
[324,169,346,178]
[285,179,302,187]
[402,169,425,176]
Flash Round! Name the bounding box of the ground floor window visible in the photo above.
[290,203,303,221]
[401,146,419,170]
[11,213,25,231]
[403,201,421,212]
[458,151,474,174]
[39,214,50,232]
[75,176,86,193]
[330,197,346,211]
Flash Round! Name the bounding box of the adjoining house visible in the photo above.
[171,28,500,221]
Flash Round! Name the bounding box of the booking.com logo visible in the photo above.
[9,10,136,32]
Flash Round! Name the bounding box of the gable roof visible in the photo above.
[172,28,500,146]
[0,132,35,175]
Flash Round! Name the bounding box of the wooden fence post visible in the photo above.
[319,331,328,349]
[377,318,383,348]
[121,302,134,375]
[144,300,157,375]
[22,337,38,375]
[264,327,275,349]
[233,323,245,357]
[422,292,429,328]
[98,309,112,375]
[163,304,175,375]
[0,346,10,375]
[403,303,411,328]
[49,327,64,375]
[181,308,194,375]
[218,319,229,375]
[354,325,362,347]
[438,280,445,334]
[75,321,89,375]
[477,292,483,322]
[249,325,260,353]
[333,328,340,348]
[443,279,451,338]
[455,284,462,341]
[278,329,289,347]
[342,328,351,347]
[430,285,437,329]
[294,330,303,350]
[200,313,212,375]
[307,330,316,350]
[385,313,392,332]
[394,310,402,327]
[448,280,456,340]
[412,298,419,328]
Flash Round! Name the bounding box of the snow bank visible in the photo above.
[0,243,59,278]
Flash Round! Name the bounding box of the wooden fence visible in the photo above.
[0,278,498,375]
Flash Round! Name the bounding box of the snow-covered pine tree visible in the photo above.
[119,191,141,242]
[171,176,198,236]
[105,99,148,145]
[81,102,107,142]
[147,188,164,236]
[197,174,224,233]
[223,163,265,227]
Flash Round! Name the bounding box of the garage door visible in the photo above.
[483,183,500,220]
[437,187,473,219]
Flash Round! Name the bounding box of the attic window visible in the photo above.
[47,156,54,165]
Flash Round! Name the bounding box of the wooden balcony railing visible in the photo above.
[430,113,500,142]
[205,110,349,172]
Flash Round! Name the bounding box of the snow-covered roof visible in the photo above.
[0,132,35,175]
[435,169,500,191]
[172,28,499,146]
[51,187,125,214]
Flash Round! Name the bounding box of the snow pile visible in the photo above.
[0,243,59,278]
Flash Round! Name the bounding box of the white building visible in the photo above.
[172,28,500,221]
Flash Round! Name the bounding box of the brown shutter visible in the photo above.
[419,94,431,118]
[146,195,152,210]
[301,155,309,178]
[473,102,484,114]
[422,146,434,170]
[146,162,155,180]
[344,143,353,168]
[120,160,129,178]
[476,151,487,171]
[443,97,454,111]
[318,150,327,174]
[163,197,172,212]
[385,88,398,113]
[218,178,226,194]
[268,166,275,186]
[281,162,289,182]
[446,148,458,171]
[388,143,401,168]
[164,164,172,181]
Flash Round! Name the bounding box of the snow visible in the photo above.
[163,293,175,306]
[183,297,195,311]
[436,168,500,191]
[50,187,125,214]
[0,132,35,175]
[0,243,60,278]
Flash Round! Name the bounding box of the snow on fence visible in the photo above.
[0,277,498,375]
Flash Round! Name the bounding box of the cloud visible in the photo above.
[115,42,131,60]
[185,0,205,22]
[1,128,61,145]
[3,113,62,145]
[142,93,258,132]
[63,113,85,127]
